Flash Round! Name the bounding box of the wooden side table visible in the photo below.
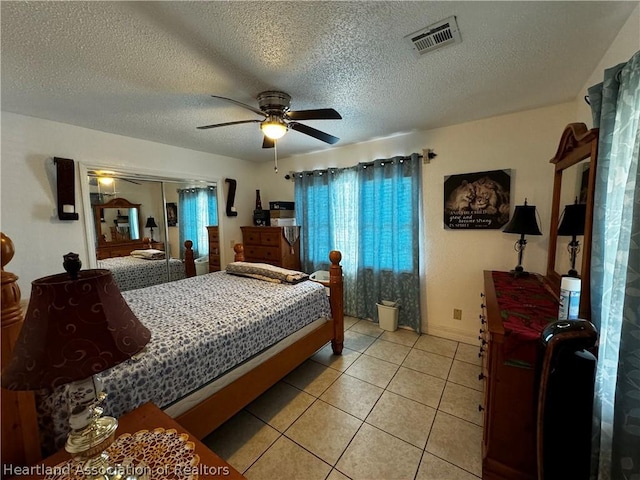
[11,403,245,479]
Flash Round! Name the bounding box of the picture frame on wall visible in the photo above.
[444,169,511,229]
[166,202,178,227]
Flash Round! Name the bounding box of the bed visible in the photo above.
[97,255,186,291]
[0,234,343,463]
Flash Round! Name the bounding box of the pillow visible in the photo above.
[130,249,165,260]
[226,262,308,284]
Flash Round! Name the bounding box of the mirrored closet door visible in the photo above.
[81,167,221,290]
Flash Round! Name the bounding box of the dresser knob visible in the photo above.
[480,292,485,298]
[480,303,486,309]
[478,373,485,380]
[478,404,485,412]
[479,328,484,335]
[479,314,486,324]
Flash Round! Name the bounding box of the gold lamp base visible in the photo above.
[65,376,141,480]
[66,416,138,480]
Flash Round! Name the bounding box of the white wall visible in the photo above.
[0,112,258,294]
[256,102,576,343]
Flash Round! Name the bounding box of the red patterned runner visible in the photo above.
[492,271,559,367]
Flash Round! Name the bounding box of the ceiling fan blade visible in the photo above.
[197,119,261,130]
[262,136,275,149]
[289,122,340,145]
[286,108,342,121]
[210,95,265,117]
[121,178,142,185]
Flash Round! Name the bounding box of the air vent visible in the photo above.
[405,16,461,56]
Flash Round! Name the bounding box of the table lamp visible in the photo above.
[502,198,542,277]
[1,253,150,479]
[145,217,158,242]
[557,198,586,277]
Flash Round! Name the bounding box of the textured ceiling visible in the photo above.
[1,1,636,162]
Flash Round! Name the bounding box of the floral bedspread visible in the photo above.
[37,272,331,452]
[98,256,186,291]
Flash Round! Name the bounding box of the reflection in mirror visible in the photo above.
[84,169,221,289]
[163,181,219,272]
[92,197,141,245]
[553,160,589,277]
[545,123,598,321]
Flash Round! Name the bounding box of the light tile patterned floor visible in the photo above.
[204,317,483,480]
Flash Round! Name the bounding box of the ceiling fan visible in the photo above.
[197,91,342,148]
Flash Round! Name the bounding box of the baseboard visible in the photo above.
[425,323,479,346]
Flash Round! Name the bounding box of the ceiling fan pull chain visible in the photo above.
[274,141,278,173]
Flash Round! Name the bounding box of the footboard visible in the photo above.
[176,246,344,439]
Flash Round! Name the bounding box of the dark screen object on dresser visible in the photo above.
[537,320,597,480]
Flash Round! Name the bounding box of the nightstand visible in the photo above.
[14,403,245,479]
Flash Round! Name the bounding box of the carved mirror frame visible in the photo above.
[545,123,599,320]
[93,197,141,245]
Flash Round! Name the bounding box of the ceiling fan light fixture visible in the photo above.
[98,177,114,186]
[261,116,287,140]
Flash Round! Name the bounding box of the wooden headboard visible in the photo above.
[96,238,164,260]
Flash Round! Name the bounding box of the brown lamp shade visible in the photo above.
[503,203,543,236]
[558,203,586,236]
[2,269,150,391]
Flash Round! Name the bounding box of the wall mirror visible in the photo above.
[545,123,599,320]
[93,197,141,244]
[81,166,222,290]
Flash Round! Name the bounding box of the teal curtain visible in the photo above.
[294,154,422,332]
[129,207,140,240]
[588,50,640,480]
[178,186,218,258]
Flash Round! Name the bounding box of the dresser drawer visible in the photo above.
[209,254,221,272]
[244,245,280,262]
[260,231,281,246]
[208,230,219,243]
[243,230,262,245]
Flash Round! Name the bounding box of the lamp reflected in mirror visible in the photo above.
[557,198,586,278]
[503,198,542,277]
[145,216,158,242]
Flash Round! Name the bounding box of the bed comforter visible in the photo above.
[97,255,185,291]
[37,271,331,451]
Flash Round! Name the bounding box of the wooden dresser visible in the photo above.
[207,225,221,272]
[241,226,301,270]
[481,271,558,480]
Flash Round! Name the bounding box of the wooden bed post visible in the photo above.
[184,240,196,278]
[233,243,245,262]
[329,250,344,355]
[1,233,41,467]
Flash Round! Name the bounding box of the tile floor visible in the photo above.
[204,317,484,480]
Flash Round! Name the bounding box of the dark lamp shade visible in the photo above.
[503,204,542,236]
[145,217,158,229]
[558,203,586,236]
[1,269,150,391]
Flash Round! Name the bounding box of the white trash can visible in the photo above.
[376,300,399,331]
[195,256,209,276]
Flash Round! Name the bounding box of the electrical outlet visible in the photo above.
[453,308,463,320]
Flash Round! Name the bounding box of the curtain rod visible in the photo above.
[287,150,436,180]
